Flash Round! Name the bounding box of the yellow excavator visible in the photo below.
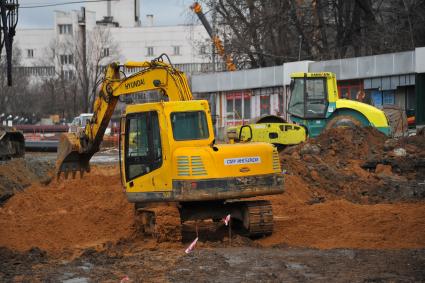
[57,55,284,240]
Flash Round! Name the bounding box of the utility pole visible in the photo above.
[79,7,88,112]
[0,0,19,86]
[211,4,216,72]
[298,35,302,61]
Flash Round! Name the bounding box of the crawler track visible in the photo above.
[243,200,274,237]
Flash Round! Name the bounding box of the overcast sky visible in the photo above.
[18,0,198,28]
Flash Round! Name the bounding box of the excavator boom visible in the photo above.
[56,55,193,178]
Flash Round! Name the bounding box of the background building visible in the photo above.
[14,0,212,77]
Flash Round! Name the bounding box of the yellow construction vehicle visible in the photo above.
[227,72,391,147]
[288,72,390,137]
[57,55,284,239]
[227,116,307,150]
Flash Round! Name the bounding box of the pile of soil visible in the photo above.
[0,157,54,204]
[260,175,425,249]
[1,163,424,255]
[281,126,425,203]
[0,166,135,257]
[253,127,425,249]
[0,126,424,256]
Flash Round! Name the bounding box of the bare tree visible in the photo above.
[38,25,119,117]
[1,25,120,122]
[72,26,119,112]
[199,0,425,68]
[0,47,32,116]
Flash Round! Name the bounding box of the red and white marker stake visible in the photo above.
[223,214,232,244]
[185,237,199,254]
[223,214,231,226]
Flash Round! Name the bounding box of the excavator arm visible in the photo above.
[56,55,193,179]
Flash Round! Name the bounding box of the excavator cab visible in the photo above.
[119,100,214,197]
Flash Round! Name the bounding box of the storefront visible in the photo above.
[222,87,284,127]
[363,74,415,111]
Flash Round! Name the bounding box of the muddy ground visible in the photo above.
[1,245,424,282]
[1,127,425,282]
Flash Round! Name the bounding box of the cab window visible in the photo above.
[125,111,162,181]
[288,77,327,118]
[305,79,327,118]
[171,111,209,141]
[288,78,305,117]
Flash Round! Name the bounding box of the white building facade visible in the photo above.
[14,0,211,77]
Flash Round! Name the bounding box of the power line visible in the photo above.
[20,0,115,9]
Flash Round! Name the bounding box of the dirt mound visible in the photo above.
[261,175,425,249]
[0,157,54,204]
[1,164,424,256]
[281,126,425,204]
[253,127,425,249]
[313,126,387,161]
[1,126,425,257]
[0,166,135,256]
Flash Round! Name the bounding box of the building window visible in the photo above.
[225,91,251,126]
[102,48,110,57]
[260,94,270,116]
[27,49,34,58]
[383,91,395,105]
[61,70,74,80]
[278,89,285,115]
[337,80,363,100]
[60,54,73,65]
[58,24,72,35]
[253,88,275,116]
[147,46,154,56]
[199,45,207,55]
[370,90,395,106]
[173,46,181,56]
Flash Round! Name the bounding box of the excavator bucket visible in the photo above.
[56,133,91,179]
